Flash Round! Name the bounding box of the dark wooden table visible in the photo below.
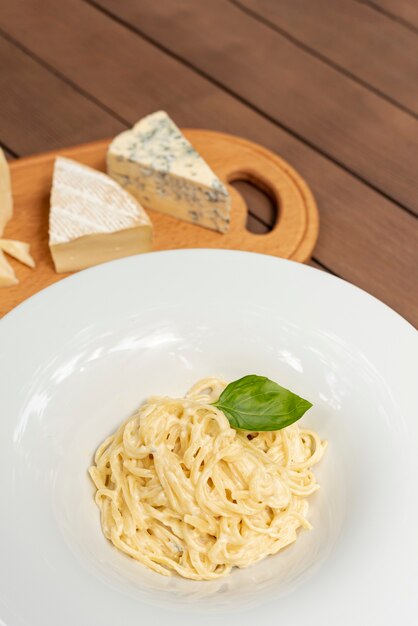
[1,0,417,325]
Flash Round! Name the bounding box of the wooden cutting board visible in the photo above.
[0,130,319,317]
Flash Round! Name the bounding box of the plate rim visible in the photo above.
[1,249,416,336]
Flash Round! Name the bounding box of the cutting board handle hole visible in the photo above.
[229,175,278,234]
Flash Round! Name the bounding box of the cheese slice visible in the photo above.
[0,250,18,287]
[49,157,153,273]
[0,239,35,268]
[0,148,13,235]
[0,150,18,287]
[107,111,230,233]
[0,149,36,287]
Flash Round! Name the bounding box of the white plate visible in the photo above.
[0,250,417,625]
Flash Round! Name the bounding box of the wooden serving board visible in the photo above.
[0,130,318,317]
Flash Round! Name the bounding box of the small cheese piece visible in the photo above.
[0,150,36,287]
[49,157,153,273]
[0,239,35,268]
[0,250,18,287]
[0,148,13,235]
[107,111,230,233]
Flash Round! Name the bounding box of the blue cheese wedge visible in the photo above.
[107,111,230,233]
[49,157,153,273]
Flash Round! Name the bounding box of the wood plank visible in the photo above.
[313,176,418,326]
[238,0,418,114]
[364,0,418,29]
[0,0,416,323]
[88,0,418,214]
[0,35,123,156]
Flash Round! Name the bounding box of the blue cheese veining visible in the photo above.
[106,111,230,233]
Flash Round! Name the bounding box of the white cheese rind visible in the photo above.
[50,157,152,245]
[0,148,13,236]
[107,111,230,233]
[49,157,153,273]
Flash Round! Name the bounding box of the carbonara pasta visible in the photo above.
[89,377,326,580]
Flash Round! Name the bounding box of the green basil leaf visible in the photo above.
[212,374,312,431]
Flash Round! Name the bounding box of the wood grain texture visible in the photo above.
[0,133,319,316]
[0,0,416,322]
[238,0,418,114]
[364,0,418,29]
[0,35,124,156]
[89,0,418,214]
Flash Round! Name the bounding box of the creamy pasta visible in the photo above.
[89,377,326,580]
